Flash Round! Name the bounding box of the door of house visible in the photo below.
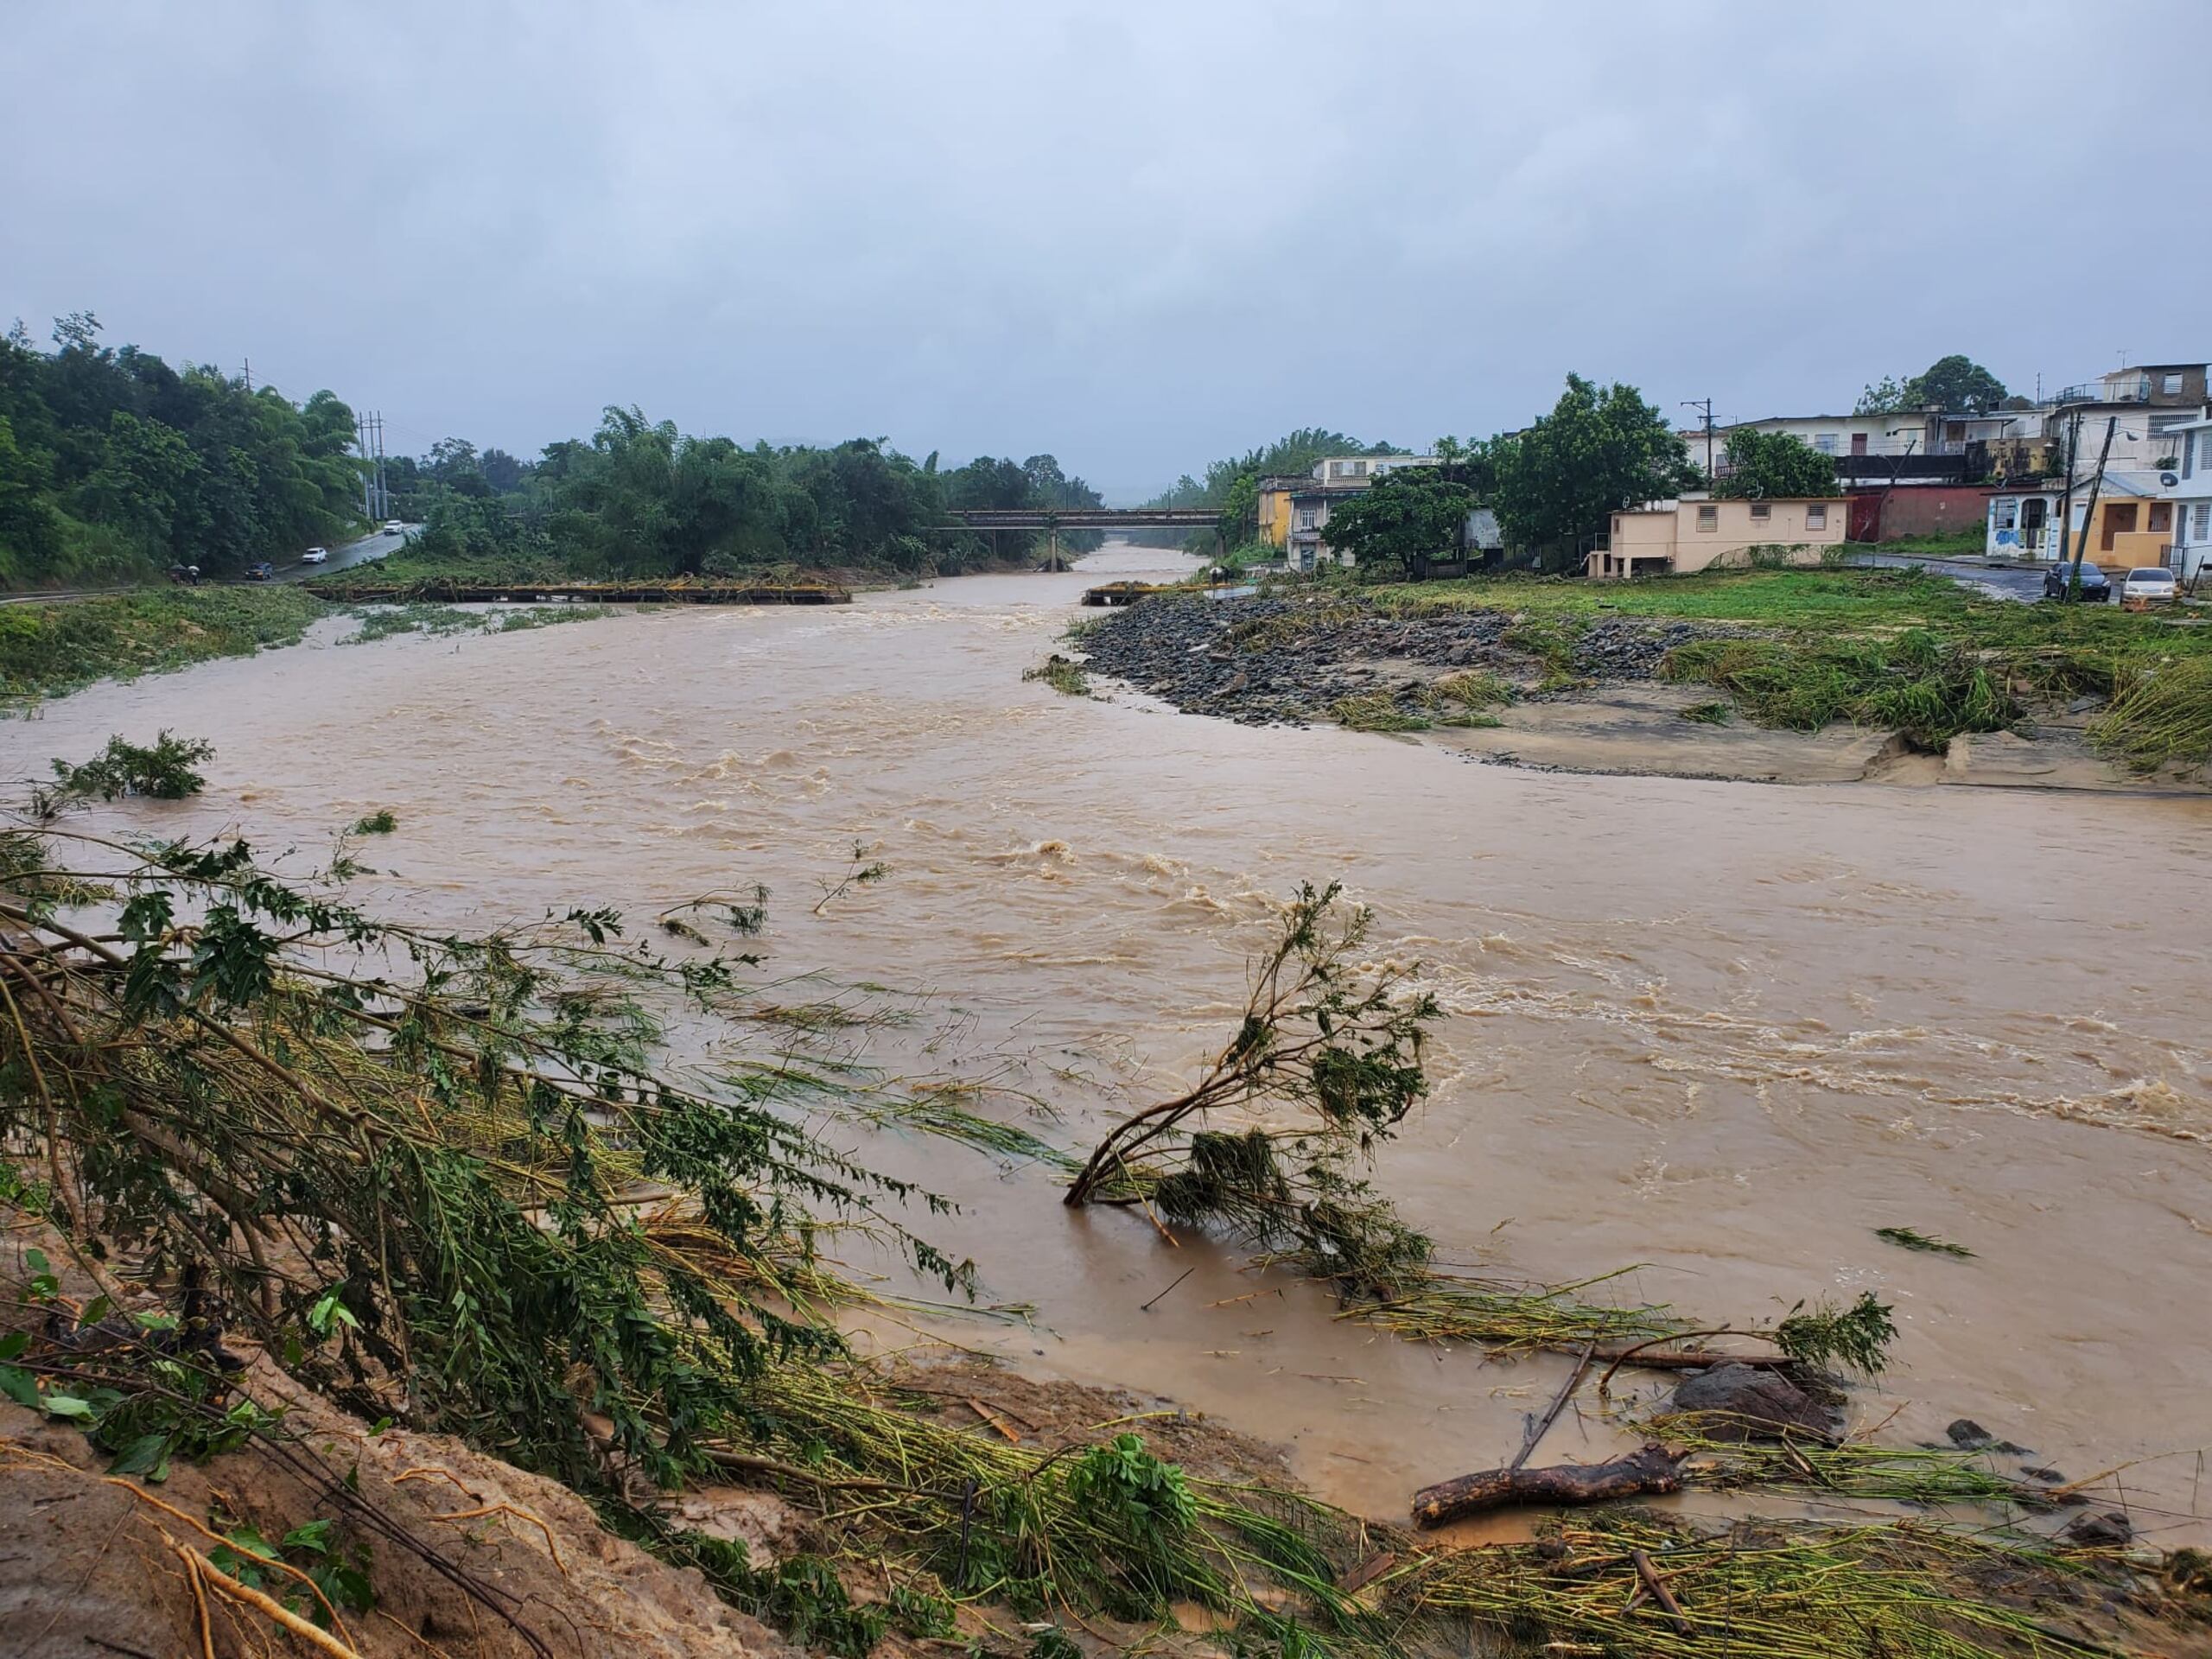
[1850,431,1869,457]
[2102,502,2137,551]
[2020,497,2047,552]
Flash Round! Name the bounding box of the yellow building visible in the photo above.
[2067,474,2176,571]
[1255,474,1301,550]
[1594,496,1847,578]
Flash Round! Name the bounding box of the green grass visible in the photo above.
[1364,566,2212,763]
[1023,655,1090,696]
[0,586,327,705]
[343,602,617,645]
[1329,691,1428,731]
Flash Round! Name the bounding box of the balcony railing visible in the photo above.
[2054,377,2151,405]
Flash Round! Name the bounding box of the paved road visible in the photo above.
[1853,553,2049,602]
[276,522,417,582]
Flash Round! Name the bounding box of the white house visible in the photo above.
[2158,413,2212,579]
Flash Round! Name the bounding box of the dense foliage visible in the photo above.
[1483,374,1700,569]
[397,408,1103,579]
[1711,428,1838,499]
[1856,353,2011,416]
[1313,467,1474,578]
[0,314,364,586]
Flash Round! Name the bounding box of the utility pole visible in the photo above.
[2063,416,2118,601]
[1682,399,1716,479]
[2055,407,2084,589]
[355,414,376,521]
[241,357,251,393]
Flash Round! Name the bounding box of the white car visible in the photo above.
[2122,567,2178,605]
[383,520,404,534]
[300,546,329,564]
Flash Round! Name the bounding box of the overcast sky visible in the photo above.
[4,3,2203,500]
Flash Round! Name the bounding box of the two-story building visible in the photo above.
[1592,495,1847,579]
[2045,363,2211,483]
[1282,454,1441,569]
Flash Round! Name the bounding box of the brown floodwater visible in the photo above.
[13,543,2212,1541]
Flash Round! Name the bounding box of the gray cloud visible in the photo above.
[4,1,2199,498]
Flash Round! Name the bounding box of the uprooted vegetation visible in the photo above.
[3,819,2207,1657]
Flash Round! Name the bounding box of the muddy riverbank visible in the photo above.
[6,543,2212,1543]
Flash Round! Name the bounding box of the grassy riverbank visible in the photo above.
[0,585,328,705]
[1363,566,2212,769]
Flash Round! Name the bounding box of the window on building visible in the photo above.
[1750,503,1771,521]
[1330,461,1347,478]
[2149,502,2173,533]
[1993,498,2019,531]
[1696,505,1719,531]
[1813,434,1838,454]
[1296,509,1316,529]
[1351,461,1369,476]
[2194,503,2211,542]
[1612,516,1624,539]
[2163,372,2183,395]
[1806,505,1827,530]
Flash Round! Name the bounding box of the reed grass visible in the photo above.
[1330,691,1429,731]
[2090,655,2212,772]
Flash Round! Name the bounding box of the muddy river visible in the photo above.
[12,544,2212,1541]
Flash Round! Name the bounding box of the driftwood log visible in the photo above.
[1411,1443,1684,1529]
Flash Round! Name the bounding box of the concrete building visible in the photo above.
[1984,488,2065,559]
[2065,472,2174,570]
[1593,496,1847,579]
[1283,455,1444,570]
[2045,364,2211,483]
[2157,414,2212,579]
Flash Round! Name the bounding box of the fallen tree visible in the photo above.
[1411,1444,1686,1528]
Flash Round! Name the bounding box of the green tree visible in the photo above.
[1854,375,1909,416]
[1710,429,1836,499]
[1858,356,2008,416]
[1490,374,1697,569]
[1317,467,1472,579]
[1904,354,2007,415]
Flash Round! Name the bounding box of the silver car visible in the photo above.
[2122,567,2178,605]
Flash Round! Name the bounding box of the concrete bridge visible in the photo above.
[943,507,1224,569]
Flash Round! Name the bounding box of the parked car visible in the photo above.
[2122,567,2178,606]
[245,561,276,582]
[300,546,329,564]
[2041,563,2110,601]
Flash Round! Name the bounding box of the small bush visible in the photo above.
[1023,655,1090,696]
[1680,700,1733,725]
[351,810,397,836]
[44,732,213,804]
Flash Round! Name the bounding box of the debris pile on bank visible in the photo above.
[1071,592,1741,727]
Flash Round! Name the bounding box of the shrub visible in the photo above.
[43,731,213,804]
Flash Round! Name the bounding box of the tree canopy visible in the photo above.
[1856,354,2009,416]
[1318,467,1473,578]
[1488,375,1697,568]
[0,313,363,584]
[1712,429,1837,499]
[404,409,1103,580]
